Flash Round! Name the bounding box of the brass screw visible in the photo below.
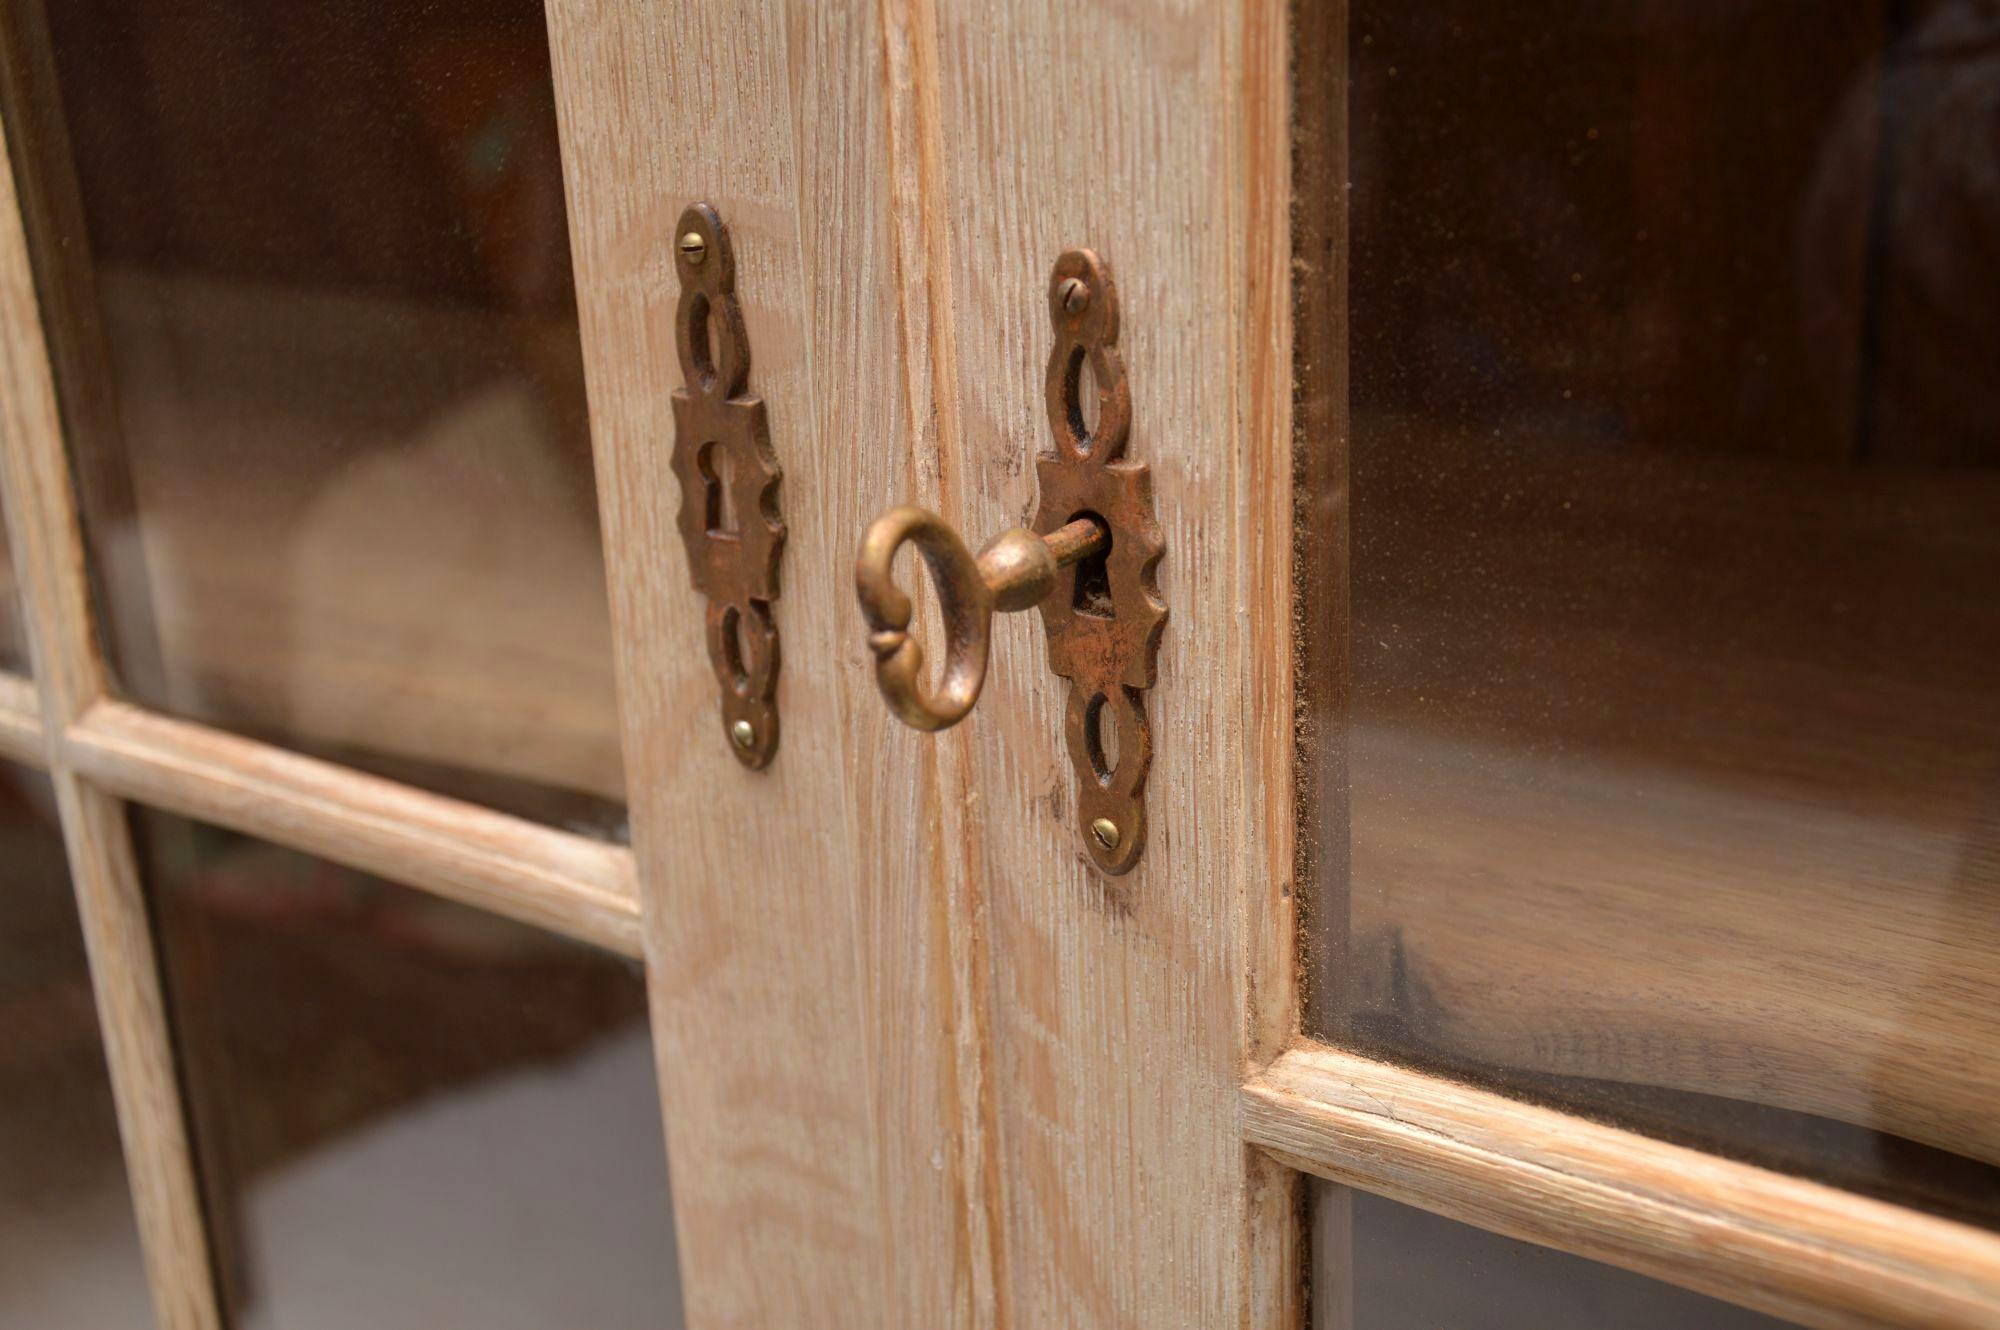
[679,231,708,266]
[730,719,755,749]
[1058,276,1089,314]
[1090,817,1120,851]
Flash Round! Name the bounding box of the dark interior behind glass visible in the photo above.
[1303,0,2000,1229]
[0,0,626,836]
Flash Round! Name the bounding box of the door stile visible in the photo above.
[546,1,976,1324]
[1244,0,1310,1321]
[875,0,1009,1321]
[918,0,1302,1323]
[790,1,999,1322]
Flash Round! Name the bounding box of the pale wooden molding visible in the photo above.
[1242,0,1307,1322]
[66,700,641,957]
[1243,1042,2000,1330]
[0,90,224,1330]
[0,671,40,764]
[918,0,1302,1321]
[877,0,1004,1319]
[547,1,974,1323]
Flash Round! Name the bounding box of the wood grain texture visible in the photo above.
[65,699,640,956]
[924,0,1299,1322]
[878,0,1005,1322]
[0,670,40,764]
[1245,1043,2000,1330]
[560,3,1309,1320]
[0,104,223,1330]
[547,1,973,1324]
[1243,0,1306,1321]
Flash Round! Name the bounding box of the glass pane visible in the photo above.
[1315,1183,1797,1329]
[138,812,684,1329]
[1,0,625,836]
[0,762,152,1326]
[0,505,24,672]
[1302,1,2000,1225]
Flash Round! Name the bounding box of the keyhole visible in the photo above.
[1084,691,1121,784]
[1069,510,1113,620]
[699,442,739,536]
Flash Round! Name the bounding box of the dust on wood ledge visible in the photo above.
[64,700,641,957]
[1242,1041,2000,1330]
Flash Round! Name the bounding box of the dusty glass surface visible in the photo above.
[0,762,153,1326]
[1305,0,2000,1226]
[137,812,683,1329]
[0,505,24,673]
[1316,1184,1796,1329]
[1,0,625,836]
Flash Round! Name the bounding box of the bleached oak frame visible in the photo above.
[2,4,1999,1330]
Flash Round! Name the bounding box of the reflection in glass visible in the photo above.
[0,763,152,1326]
[138,814,683,1329]
[1304,1,2000,1225]
[1,0,624,835]
[1315,1183,1796,1329]
[0,505,24,672]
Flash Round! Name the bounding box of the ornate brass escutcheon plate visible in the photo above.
[1031,250,1167,874]
[669,202,786,768]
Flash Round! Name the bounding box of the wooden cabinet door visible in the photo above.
[547,2,1293,1325]
[16,2,1995,1328]
[550,3,2000,1326]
